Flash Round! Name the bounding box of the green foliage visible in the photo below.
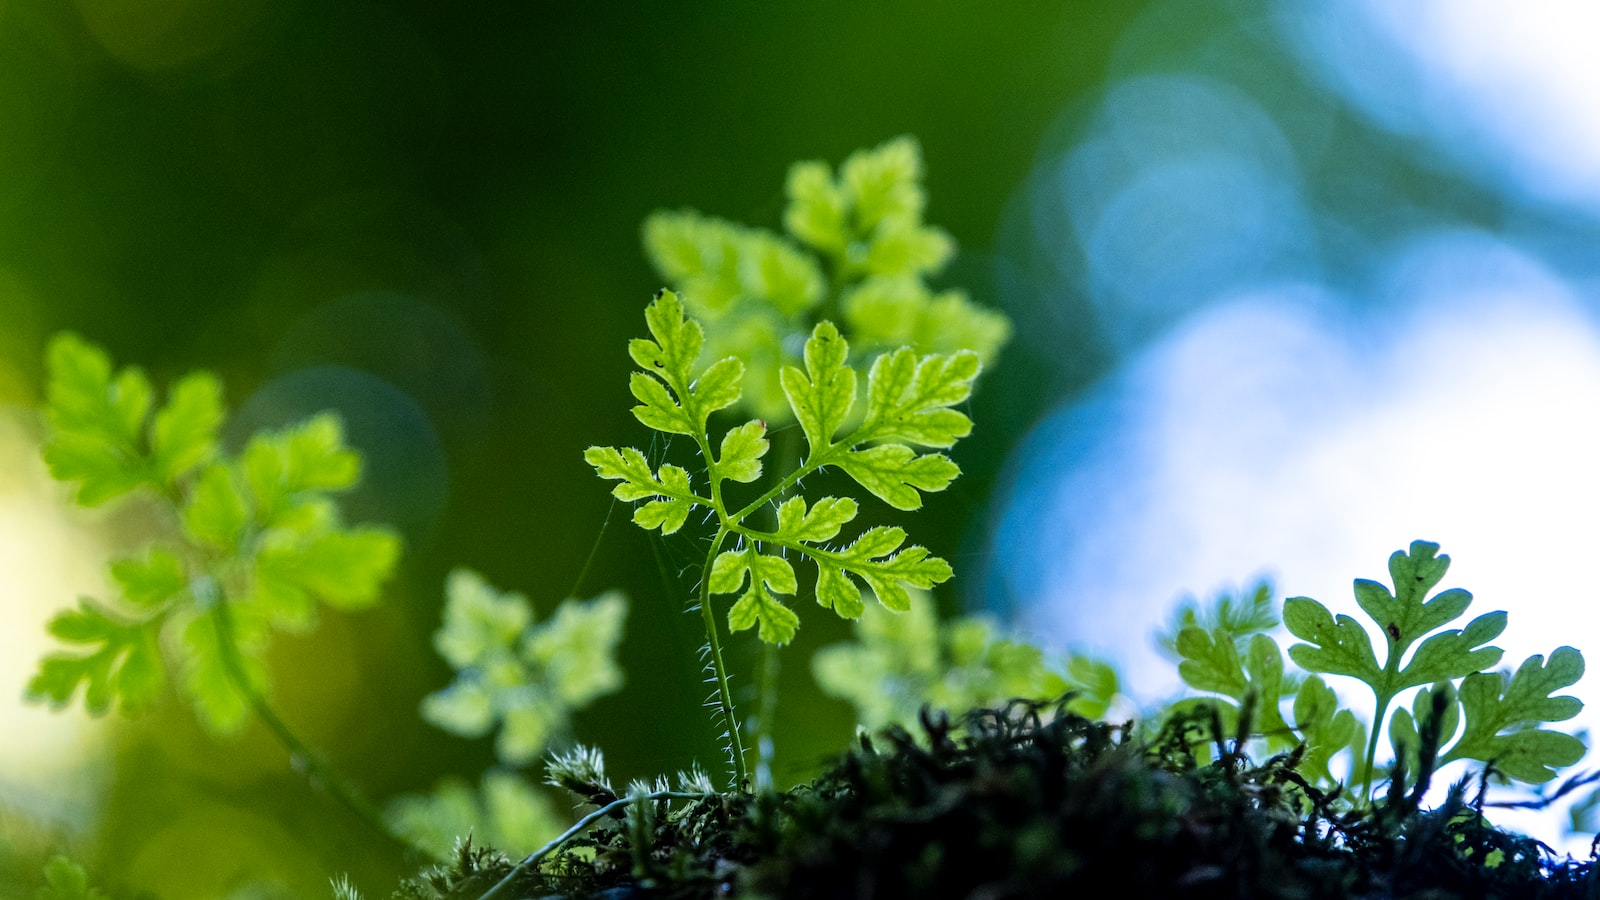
[389,570,628,858]
[812,592,1121,731]
[41,333,223,507]
[599,140,1006,789]
[418,569,627,764]
[1172,542,1586,802]
[643,137,1010,420]
[386,771,564,863]
[1157,580,1280,659]
[587,290,973,645]
[28,333,401,734]
[1391,650,1587,784]
[1283,542,1504,693]
[1292,673,1366,788]
[36,856,107,900]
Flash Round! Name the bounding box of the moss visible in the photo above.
[384,699,1600,899]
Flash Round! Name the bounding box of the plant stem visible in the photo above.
[477,790,714,900]
[204,580,428,859]
[728,456,823,524]
[752,639,780,792]
[1360,687,1396,803]
[746,424,801,795]
[699,526,749,790]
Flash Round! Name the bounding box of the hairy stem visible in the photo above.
[478,790,714,900]
[747,424,801,794]
[204,580,427,859]
[728,456,824,525]
[752,639,780,792]
[700,526,749,790]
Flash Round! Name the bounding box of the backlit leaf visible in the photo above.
[712,548,799,645]
[181,463,249,552]
[110,547,188,610]
[716,419,768,485]
[1443,648,1586,782]
[584,446,701,535]
[856,346,978,447]
[150,371,225,484]
[780,322,856,455]
[27,601,165,716]
[813,526,951,617]
[835,444,959,511]
[423,570,628,766]
[773,495,857,544]
[42,333,155,505]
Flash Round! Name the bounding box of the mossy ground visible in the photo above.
[385,700,1600,899]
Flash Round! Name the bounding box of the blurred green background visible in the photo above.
[0,2,1146,895]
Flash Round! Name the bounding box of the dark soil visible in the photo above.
[387,699,1600,899]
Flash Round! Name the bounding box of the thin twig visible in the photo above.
[478,790,715,900]
[564,496,617,601]
[204,579,429,859]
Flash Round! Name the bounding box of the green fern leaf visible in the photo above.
[109,547,188,610]
[715,419,769,485]
[1442,648,1586,782]
[176,606,269,735]
[583,446,703,535]
[814,595,1092,733]
[33,333,399,735]
[712,547,800,645]
[42,332,155,505]
[834,444,960,511]
[256,527,401,617]
[778,321,856,454]
[27,601,164,716]
[854,346,978,447]
[387,769,564,861]
[814,526,951,616]
[422,569,628,765]
[149,371,225,484]
[773,495,857,543]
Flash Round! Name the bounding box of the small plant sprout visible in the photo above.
[586,289,978,787]
[26,333,416,852]
[1288,542,1584,797]
[387,569,629,858]
[1173,541,1586,804]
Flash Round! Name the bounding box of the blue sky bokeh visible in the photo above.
[986,0,1600,843]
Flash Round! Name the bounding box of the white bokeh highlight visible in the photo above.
[1282,0,1600,212]
[991,233,1600,845]
[0,412,110,832]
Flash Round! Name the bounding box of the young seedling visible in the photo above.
[1173,541,1586,805]
[1287,541,1584,797]
[587,289,978,787]
[387,570,630,858]
[26,333,408,848]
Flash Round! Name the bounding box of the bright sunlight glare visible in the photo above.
[0,410,110,830]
